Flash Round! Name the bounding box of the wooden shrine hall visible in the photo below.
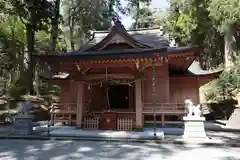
[34,20,220,131]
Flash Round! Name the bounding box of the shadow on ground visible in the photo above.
[207,131,240,145]
[0,139,240,160]
[0,140,188,159]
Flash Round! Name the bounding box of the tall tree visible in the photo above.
[108,0,125,25]
[50,0,61,52]
[208,0,240,68]
[166,0,224,69]
[61,0,125,51]
[9,0,53,94]
[0,8,27,101]
[126,0,151,29]
[131,7,155,28]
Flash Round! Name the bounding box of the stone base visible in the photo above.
[134,127,143,132]
[175,137,224,145]
[76,125,82,129]
[182,116,208,139]
[13,115,34,135]
[226,107,240,129]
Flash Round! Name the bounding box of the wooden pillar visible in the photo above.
[161,114,165,127]
[76,82,84,128]
[135,79,143,130]
[165,64,170,102]
[50,113,54,126]
[196,76,200,103]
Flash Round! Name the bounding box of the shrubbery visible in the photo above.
[205,58,240,102]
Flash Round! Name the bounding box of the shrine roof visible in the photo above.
[188,61,221,75]
[170,61,223,77]
[79,27,170,51]
[34,47,196,60]
[34,20,198,59]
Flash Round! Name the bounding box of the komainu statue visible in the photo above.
[17,101,33,115]
[184,99,202,117]
[193,104,202,117]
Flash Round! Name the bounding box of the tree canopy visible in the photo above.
[208,0,240,34]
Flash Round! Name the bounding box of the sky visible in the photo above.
[121,0,169,29]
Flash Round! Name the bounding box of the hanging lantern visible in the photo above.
[88,85,91,91]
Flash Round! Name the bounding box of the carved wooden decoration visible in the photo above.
[76,64,91,76]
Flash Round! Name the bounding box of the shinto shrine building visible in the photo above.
[34,20,220,131]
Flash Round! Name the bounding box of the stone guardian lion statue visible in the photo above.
[184,99,202,117]
[17,101,33,115]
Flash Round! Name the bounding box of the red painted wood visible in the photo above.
[102,112,117,130]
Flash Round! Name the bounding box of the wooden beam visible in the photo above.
[83,73,135,80]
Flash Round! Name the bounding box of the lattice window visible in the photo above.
[117,118,133,131]
[83,117,99,130]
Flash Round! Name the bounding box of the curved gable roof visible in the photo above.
[80,21,170,51]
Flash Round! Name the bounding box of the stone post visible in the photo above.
[76,82,84,128]
[236,93,240,107]
[226,91,240,129]
[135,79,143,130]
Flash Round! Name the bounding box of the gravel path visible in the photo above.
[0,139,240,160]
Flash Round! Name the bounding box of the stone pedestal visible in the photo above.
[226,92,240,129]
[182,116,208,139]
[226,106,240,129]
[14,115,34,135]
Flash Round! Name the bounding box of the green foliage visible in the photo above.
[126,0,151,14]
[9,0,53,30]
[166,0,224,69]
[126,0,151,29]
[0,12,26,102]
[208,0,240,34]
[39,83,60,97]
[131,7,156,28]
[38,82,61,105]
[153,11,167,27]
[61,0,123,50]
[205,58,240,101]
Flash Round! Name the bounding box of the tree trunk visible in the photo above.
[25,24,35,95]
[134,1,140,29]
[68,7,75,51]
[108,0,114,25]
[35,63,40,96]
[69,20,75,51]
[225,25,236,69]
[50,0,60,52]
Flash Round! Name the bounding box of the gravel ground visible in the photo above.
[0,139,240,160]
[1,124,240,145]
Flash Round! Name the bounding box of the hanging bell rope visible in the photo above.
[104,66,110,110]
[152,57,157,137]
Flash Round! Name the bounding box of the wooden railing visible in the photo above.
[83,117,100,130]
[50,103,77,125]
[50,103,77,114]
[117,118,133,130]
[143,103,185,114]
